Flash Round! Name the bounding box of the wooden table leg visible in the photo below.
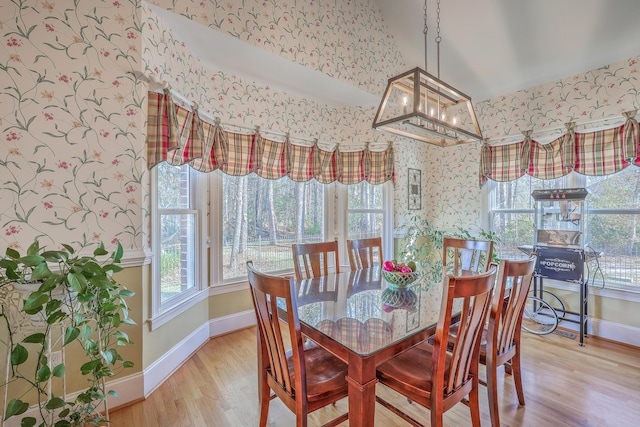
[345,354,378,427]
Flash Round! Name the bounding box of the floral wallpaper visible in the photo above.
[0,0,146,253]
[478,56,640,141]
[147,0,406,96]
[3,0,640,256]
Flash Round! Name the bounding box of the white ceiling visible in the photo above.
[378,0,640,102]
[148,1,640,106]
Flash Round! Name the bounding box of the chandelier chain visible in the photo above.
[423,0,428,71]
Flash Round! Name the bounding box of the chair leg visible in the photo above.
[512,353,525,406]
[469,382,482,427]
[430,405,444,427]
[486,358,500,427]
[259,374,270,427]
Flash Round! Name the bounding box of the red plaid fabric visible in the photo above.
[146,92,395,183]
[219,132,254,176]
[528,136,566,179]
[488,141,525,182]
[338,149,364,185]
[287,141,315,182]
[561,123,576,171]
[313,145,337,184]
[335,317,365,352]
[361,318,392,353]
[255,135,287,180]
[367,145,394,184]
[146,92,169,169]
[575,125,629,176]
[189,121,228,172]
[623,111,638,162]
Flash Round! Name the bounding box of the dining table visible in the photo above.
[289,266,446,427]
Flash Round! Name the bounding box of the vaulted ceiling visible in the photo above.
[377,0,640,102]
[149,0,640,106]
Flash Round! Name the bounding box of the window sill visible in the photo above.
[148,288,209,331]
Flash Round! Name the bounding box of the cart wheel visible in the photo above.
[522,296,559,335]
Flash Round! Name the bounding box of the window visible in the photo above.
[218,174,326,280]
[489,168,640,289]
[346,181,384,240]
[151,162,207,328]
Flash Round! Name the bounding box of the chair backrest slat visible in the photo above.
[292,241,340,280]
[489,257,536,357]
[443,237,494,276]
[347,237,383,270]
[247,261,306,399]
[432,266,497,396]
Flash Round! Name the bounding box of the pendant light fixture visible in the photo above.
[372,0,483,147]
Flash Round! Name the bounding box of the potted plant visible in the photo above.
[0,240,135,427]
[396,215,501,288]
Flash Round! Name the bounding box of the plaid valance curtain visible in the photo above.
[147,91,394,184]
[480,112,640,185]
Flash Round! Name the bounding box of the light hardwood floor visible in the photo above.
[110,327,640,426]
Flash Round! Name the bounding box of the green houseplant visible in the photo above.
[397,215,501,288]
[0,241,135,427]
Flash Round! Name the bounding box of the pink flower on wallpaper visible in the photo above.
[200,1,205,6]
[57,161,70,169]
[43,201,53,209]
[100,129,110,137]
[5,225,21,236]
[58,74,70,83]
[111,238,119,245]
[6,131,21,141]
[44,112,54,120]
[112,159,119,166]
[125,108,136,116]
[125,185,136,193]
[45,23,54,32]
[99,210,109,218]
[6,37,22,47]
[629,59,638,66]
[100,49,110,57]
[126,31,137,39]
[112,80,121,87]
[113,1,121,7]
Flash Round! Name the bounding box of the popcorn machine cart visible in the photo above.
[532,188,589,346]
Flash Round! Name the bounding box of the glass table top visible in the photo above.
[292,267,445,356]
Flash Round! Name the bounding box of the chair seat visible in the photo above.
[287,341,348,401]
[376,342,451,397]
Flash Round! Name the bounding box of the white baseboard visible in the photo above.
[143,322,210,397]
[209,309,256,337]
[558,316,640,347]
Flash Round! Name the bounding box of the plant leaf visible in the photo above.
[23,293,49,313]
[44,396,65,410]
[52,363,65,377]
[26,241,40,256]
[22,333,45,344]
[20,416,37,427]
[18,254,45,267]
[36,364,51,383]
[11,344,28,366]
[63,326,80,346]
[4,398,29,419]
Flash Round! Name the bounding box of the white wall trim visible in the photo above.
[557,316,640,348]
[147,288,209,330]
[209,280,249,296]
[143,322,210,397]
[209,309,256,337]
[119,248,152,268]
[543,279,640,303]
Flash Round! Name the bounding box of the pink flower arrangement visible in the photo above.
[383,260,416,273]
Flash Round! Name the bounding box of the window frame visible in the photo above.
[150,165,209,330]
[487,170,640,293]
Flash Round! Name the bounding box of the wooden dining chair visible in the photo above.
[292,241,340,280]
[443,237,494,276]
[346,237,383,270]
[246,261,349,427]
[481,257,536,427]
[375,266,498,427]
